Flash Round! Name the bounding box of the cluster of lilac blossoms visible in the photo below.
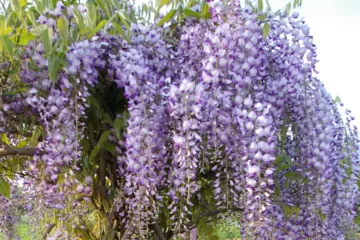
[0,2,98,236]
[0,0,359,239]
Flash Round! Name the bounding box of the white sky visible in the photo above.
[135,0,360,127]
[272,0,360,128]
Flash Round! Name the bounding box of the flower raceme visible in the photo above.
[0,1,358,239]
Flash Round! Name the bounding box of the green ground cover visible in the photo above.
[1,219,359,239]
[0,216,40,240]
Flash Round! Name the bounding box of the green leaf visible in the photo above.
[16,32,36,46]
[58,55,68,67]
[274,183,281,196]
[77,228,91,240]
[258,0,263,12]
[114,118,122,140]
[40,27,52,56]
[183,8,202,18]
[286,2,292,16]
[346,167,352,178]
[354,213,360,226]
[294,206,300,217]
[274,9,282,17]
[262,23,270,39]
[129,9,137,23]
[157,9,177,27]
[157,0,169,11]
[87,19,107,40]
[293,0,302,8]
[118,12,131,35]
[81,138,90,152]
[85,2,97,28]
[284,171,299,180]
[1,26,13,36]
[110,0,121,10]
[245,0,255,9]
[82,155,89,169]
[2,133,10,145]
[88,95,100,111]
[8,66,20,76]
[283,205,291,217]
[316,208,326,221]
[3,36,14,61]
[41,0,53,11]
[31,24,48,36]
[95,0,110,18]
[340,159,348,168]
[118,9,130,21]
[27,10,37,26]
[283,205,300,218]
[89,131,111,162]
[69,25,79,44]
[73,8,85,34]
[112,22,129,42]
[104,142,115,154]
[201,2,211,18]
[333,95,341,104]
[20,0,27,7]
[104,113,113,126]
[275,155,292,172]
[48,54,59,83]
[16,139,28,148]
[30,127,42,147]
[10,29,36,45]
[0,38,3,55]
[98,131,111,148]
[102,198,111,212]
[10,0,21,17]
[265,0,272,11]
[0,177,10,199]
[57,17,69,47]
[257,15,266,21]
[293,0,297,8]
[6,169,14,180]
[33,0,44,14]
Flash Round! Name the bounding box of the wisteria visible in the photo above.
[0,0,359,239]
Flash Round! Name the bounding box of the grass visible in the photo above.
[15,217,34,240]
[215,224,241,239]
[1,218,360,240]
[0,216,40,240]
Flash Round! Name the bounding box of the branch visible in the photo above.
[0,147,39,157]
[121,227,132,240]
[149,219,166,240]
[0,0,6,13]
[0,165,39,180]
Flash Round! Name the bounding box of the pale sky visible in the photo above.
[272,0,360,128]
[135,0,360,128]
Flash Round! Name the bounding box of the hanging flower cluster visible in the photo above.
[0,1,359,239]
[0,193,18,238]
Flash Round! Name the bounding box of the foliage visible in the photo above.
[0,0,358,240]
